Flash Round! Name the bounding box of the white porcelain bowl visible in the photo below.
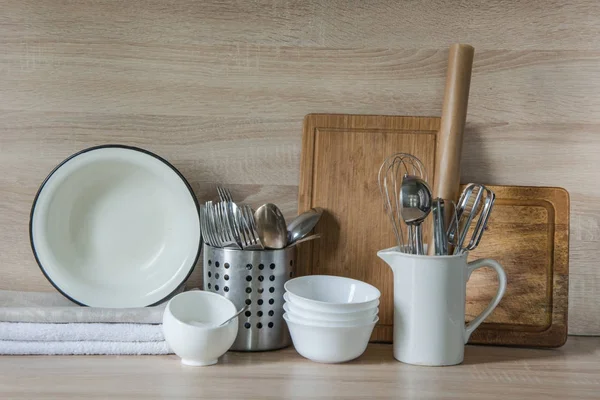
[284,313,378,363]
[283,303,377,326]
[284,275,381,312]
[29,145,201,307]
[283,292,378,321]
[162,291,238,366]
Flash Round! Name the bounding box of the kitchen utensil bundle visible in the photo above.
[203,243,294,351]
[379,154,495,256]
[283,275,380,363]
[377,248,506,366]
[201,187,322,250]
[201,187,322,351]
[201,200,261,250]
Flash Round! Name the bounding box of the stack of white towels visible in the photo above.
[0,290,172,355]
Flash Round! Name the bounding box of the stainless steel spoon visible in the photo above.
[285,233,322,248]
[286,207,323,245]
[254,203,288,249]
[400,175,432,255]
[219,305,249,327]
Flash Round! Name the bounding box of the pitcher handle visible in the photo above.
[464,258,507,343]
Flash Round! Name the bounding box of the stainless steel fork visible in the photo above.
[203,201,220,247]
[211,186,264,250]
[216,186,243,246]
[217,186,234,203]
[216,201,242,249]
[239,204,264,250]
[200,205,211,246]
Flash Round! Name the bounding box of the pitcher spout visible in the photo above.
[377,246,404,272]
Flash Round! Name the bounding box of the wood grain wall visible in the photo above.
[1,0,599,335]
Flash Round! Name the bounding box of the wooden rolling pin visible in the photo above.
[429,44,474,255]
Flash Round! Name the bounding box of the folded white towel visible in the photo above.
[0,290,165,324]
[0,340,171,355]
[0,290,179,355]
[0,322,164,342]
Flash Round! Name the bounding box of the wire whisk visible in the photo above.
[378,153,428,251]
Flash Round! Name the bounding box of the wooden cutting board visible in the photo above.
[298,114,570,347]
[298,113,440,342]
[465,185,569,348]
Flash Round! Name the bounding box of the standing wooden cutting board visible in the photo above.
[465,185,569,347]
[298,113,440,342]
[298,114,570,347]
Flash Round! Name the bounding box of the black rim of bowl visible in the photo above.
[29,144,202,307]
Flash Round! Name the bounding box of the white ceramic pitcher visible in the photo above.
[377,247,507,366]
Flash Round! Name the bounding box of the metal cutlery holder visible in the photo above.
[203,243,294,351]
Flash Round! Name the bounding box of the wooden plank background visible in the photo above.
[0,0,598,335]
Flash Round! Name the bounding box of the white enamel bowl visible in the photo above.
[283,301,378,325]
[283,313,378,363]
[284,275,381,313]
[163,291,238,366]
[29,145,201,307]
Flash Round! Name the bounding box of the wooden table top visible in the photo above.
[0,337,598,399]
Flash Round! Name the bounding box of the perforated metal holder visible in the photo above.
[202,244,294,351]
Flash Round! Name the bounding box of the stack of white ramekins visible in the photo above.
[283,275,380,363]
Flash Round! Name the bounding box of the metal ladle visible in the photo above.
[400,175,432,255]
